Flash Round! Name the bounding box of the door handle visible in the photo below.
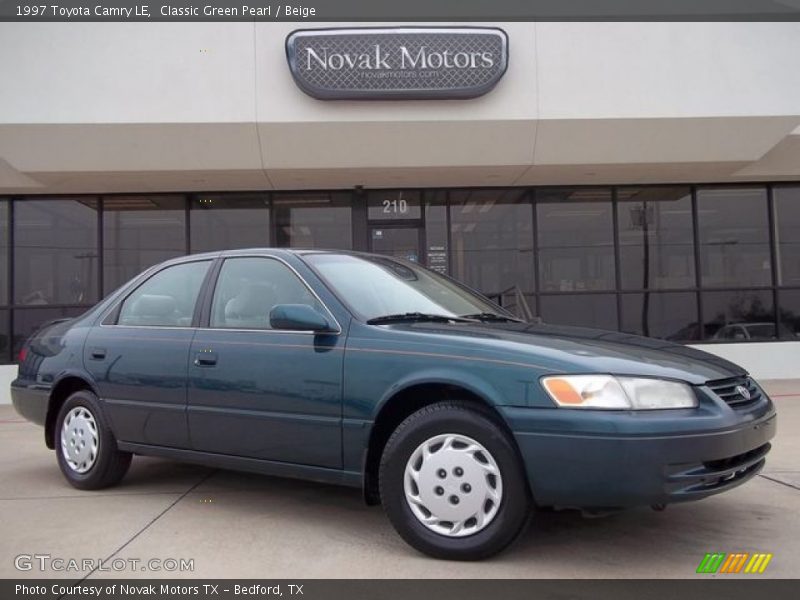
[194,352,218,367]
[89,347,107,360]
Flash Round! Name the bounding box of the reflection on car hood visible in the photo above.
[389,321,747,384]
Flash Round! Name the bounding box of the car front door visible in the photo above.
[187,255,344,468]
[84,259,213,448]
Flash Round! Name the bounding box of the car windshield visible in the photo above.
[304,253,505,322]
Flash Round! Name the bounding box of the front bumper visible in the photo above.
[501,393,777,509]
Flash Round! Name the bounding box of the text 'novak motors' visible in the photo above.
[286,27,509,100]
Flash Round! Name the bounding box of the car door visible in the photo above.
[84,259,213,448]
[187,255,344,468]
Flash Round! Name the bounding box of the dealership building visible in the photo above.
[0,21,799,391]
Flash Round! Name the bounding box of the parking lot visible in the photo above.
[1,381,798,579]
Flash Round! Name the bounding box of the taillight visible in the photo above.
[18,347,27,363]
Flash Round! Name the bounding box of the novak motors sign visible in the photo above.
[285,27,508,100]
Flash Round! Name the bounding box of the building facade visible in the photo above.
[1,22,800,383]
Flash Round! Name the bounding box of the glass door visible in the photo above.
[367,190,424,263]
[369,226,422,263]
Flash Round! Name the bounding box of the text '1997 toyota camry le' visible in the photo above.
[11,249,776,560]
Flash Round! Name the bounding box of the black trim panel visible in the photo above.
[117,441,362,488]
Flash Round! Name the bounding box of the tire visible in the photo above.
[55,390,132,490]
[379,401,531,560]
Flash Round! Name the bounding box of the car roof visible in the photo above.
[159,248,377,266]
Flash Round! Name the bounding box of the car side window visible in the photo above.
[117,261,211,327]
[210,257,323,330]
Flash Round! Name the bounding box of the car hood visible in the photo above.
[387,321,746,385]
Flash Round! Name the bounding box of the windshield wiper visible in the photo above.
[458,312,526,323]
[366,312,474,325]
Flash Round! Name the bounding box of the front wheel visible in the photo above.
[55,390,132,490]
[379,401,531,560]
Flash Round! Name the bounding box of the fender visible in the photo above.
[50,368,101,397]
[357,367,516,505]
[43,369,103,448]
[371,366,508,420]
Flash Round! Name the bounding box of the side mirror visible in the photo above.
[269,304,335,332]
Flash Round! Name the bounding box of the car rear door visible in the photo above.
[186,254,344,468]
[84,259,213,449]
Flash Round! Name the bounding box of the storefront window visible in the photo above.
[620,292,699,341]
[425,192,448,275]
[0,309,9,363]
[4,183,800,365]
[537,188,615,292]
[450,189,534,318]
[0,200,8,305]
[617,187,695,290]
[773,185,800,287]
[703,290,775,341]
[539,294,618,330]
[778,289,800,340]
[191,194,270,252]
[12,306,87,357]
[273,193,352,249]
[103,196,186,294]
[697,187,771,288]
[14,198,99,304]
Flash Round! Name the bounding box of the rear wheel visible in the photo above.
[55,390,132,490]
[379,401,531,560]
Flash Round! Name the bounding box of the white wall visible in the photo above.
[691,342,800,382]
[0,365,16,405]
[1,22,800,193]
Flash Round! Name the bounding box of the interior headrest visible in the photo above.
[225,282,275,319]
[130,294,177,317]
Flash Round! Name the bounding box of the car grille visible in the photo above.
[665,443,770,496]
[707,376,762,408]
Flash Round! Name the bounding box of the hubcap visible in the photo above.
[60,407,99,474]
[404,433,503,537]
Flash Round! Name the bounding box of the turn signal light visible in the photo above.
[541,377,583,405]
[541,374,697,410]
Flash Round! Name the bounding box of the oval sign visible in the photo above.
[285,27,509,100]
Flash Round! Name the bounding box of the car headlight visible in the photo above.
[541,375,697,410]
